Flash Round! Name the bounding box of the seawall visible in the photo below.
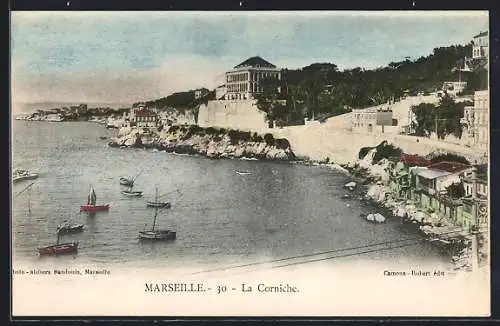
[273,125,488,165]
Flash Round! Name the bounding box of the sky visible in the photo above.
[11,11,488,108]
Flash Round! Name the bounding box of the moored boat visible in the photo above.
[81,204,110,212]
[120,169,145,187]
[235,170,252,175]
[139,230,176,240]
[56,221,84,234]
[38,241,78,256]
[80,185,110,212]
[120,177,134,186]
[146,201,171,208]
[145,188,171,207]
[13,169,39,183]
[121,188,143,197]
[139,188,176,241]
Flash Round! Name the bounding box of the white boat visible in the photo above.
[56,220,84,234]
[121,188,143,197]
[45,114,63,122]
[235,170,252,175]
[13,169,39,183]
[139,188,176,241]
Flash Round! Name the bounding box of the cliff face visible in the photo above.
[108,125,297,161]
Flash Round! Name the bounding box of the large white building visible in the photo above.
[461,90,489,149]
[224,56,281,101]
[472,31,488,60]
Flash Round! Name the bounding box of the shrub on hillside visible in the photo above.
[274,138,290,149]
[358,146,375,159]
[205,127,220,135]
[274,138,290,150]
[264,133,275,146]
[446,182,466,199]
[429,153,470,165]
[252,134,264,142]
[184,125,203,138]
[372,141,403,164]
[227,129,252,144]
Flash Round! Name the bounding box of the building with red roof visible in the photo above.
[415,161,472,195]
[133,108,158,129]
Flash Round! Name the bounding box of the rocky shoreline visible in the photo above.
[335,148,481,271]
[108,125,297,161]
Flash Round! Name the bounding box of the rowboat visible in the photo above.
[80,185,110,212]
[146,201,171,208]
[235,170,252,175]
[121,189,143,197]
[56,221,84,235]
[38,241,78,256]
[139,230,176,240]
[13,169,39,183]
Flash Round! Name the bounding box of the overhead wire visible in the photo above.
[190,228,471,275]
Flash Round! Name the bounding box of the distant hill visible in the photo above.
[12,101,131,114]
[134,88,215,113]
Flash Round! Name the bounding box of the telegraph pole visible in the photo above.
[470,165,480,272]
[435,115,437,137]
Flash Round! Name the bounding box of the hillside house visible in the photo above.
[460,165,488,230]
[410,161,473,224]
[351,105,394,133]
[415,161,472,196]
[388,155,430,200]
[472,31,488,60]
[134,108,159,129]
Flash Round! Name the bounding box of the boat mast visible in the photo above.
[15,182,35,216]
[152,188,158,231]
[87,184,91,204]
[27,186,31,216]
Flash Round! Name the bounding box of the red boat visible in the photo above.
[80,184,110,212]
[38,241,78,256]
[80,204,110,212]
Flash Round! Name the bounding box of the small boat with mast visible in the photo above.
[80,184,110,212]
[121,184,143,197]
[120,169,144,196]
[139,188,176,241]
[38,235,78,256]
[146,187,172,208]
[120,169,144,187]
[13,168,39,183]
[120,177,134,186]
[56,220,84,235]
[15,181,36,216]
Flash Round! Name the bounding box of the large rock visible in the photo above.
[366,213,386,223]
